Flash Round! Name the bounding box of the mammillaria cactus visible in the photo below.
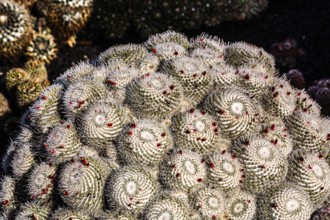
[1,31,330,220]
[36,0,94,46]
[0,0,33,59]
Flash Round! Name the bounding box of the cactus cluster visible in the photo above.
[1,0,93,61]
[0,0,33,59]
[0,31,329,220]
[0,0,58,62]
[36,0,94,46]
[90,0,268,40]
[5,60,49,109]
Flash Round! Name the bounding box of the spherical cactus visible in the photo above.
[257,184,314,220]
[233,136,288,194]
[203,87,261,138]
[207,150,244,192]
[1,31,329,220]
[142,194,188,220]
[189,187,226,219]
[224,190,257,220]
[106,166,157,214]
[58,156,113,216]
[36,0,93,46]
[287,150,330,207]
[25,28,58,64]
[117,119,173,167]
[160,148,207,192]
[0,0,33,59]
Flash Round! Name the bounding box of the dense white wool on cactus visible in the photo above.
[14,202,50,219]
[225,190,256,220]
[59,156,112,214]
[285,111,330,152]
[145,31,190,49]
[203,87,260,138]
[267,77,297,117]
[106,166,156,213]
[138,54,160,74]
[207,150,243,192]
[43,121,82,163]
[287,150,330,207]
[29,84,63,133]
[258,184,314,220]
[171,109,230,154]
[55,61,94,86]
[118,119,173,167]
[160,149,207,192]
[224,42,275,74]
[190,187,226,219]
[126,72,183,119]
[0,176,16,213]
[49,208,91,219]
[163,56,212,105]
[261,114,293,157]
[77,101,127,148]
[233,136,288,194]
[143,195,188,220]
[210,64,241,87]
[152,42,187,60]
[98,44,148,65]
[27,163,56,201]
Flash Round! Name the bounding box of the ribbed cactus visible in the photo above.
[1,31,329,220]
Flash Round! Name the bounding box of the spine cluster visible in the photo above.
[0,31,329,220]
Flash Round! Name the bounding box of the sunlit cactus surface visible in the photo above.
[0,31,329,220]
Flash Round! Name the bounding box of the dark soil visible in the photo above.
[1,0,330,167]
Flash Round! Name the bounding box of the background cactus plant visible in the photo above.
[0,31,329,220]
[0,0,33,59]
[5,60,49,110]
